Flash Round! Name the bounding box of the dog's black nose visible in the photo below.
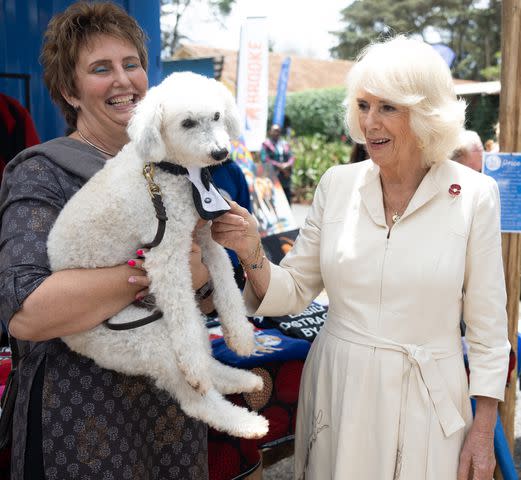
[211,148,229,161]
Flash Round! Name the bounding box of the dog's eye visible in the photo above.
[182,119,197,129]
[214,112,220,121]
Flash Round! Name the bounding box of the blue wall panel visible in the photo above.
[162,58,216,80]
[0,0,161,142]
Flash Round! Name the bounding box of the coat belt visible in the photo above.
[324,313,466,438]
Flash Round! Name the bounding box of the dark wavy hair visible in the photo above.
[40,1,148,129]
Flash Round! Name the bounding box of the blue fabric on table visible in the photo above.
[211,328,310,368]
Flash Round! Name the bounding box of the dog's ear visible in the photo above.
[127,85,166,161]
[216,82,241,140]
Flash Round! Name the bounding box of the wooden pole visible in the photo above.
[497,0,521,468]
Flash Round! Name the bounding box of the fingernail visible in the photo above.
[128,276,136,284]
[136,249,144,256]
[127,259,136,267]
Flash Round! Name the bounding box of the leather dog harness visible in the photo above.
[104,161,230,331]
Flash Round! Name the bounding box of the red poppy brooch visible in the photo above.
[448,184,461,197]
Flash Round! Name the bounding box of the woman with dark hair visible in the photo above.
[0,2,210,478]
[349,142,369,163]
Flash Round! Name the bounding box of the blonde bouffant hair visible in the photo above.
[345,36,466,167]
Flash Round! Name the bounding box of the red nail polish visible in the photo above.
[136,249,144,256]
[127,259,136,267]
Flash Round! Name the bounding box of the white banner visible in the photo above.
[236,17,269,152]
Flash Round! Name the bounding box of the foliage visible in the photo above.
[270,87,347,140]
[480,52,501,81]
[291,134,351,203]
[161,0,235,57]
[331,0,501,81]
[465,95,499,143]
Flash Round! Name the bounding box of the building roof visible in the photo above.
[172,44,474,96]
[172,44,353,96]
[453,80,500,95]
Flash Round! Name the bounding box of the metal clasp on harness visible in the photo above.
[143,162,161,197]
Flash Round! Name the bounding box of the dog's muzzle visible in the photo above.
[211,148,229,161]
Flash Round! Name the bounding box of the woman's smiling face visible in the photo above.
[70,33,148,132]
[356,91,421,169]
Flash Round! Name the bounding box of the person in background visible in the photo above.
[485,122,500,153]
[0,93,40,183]
[0,2,211,478]
[210,158,252,289]
[212,35,509,480]
[349,142,369,163]
[484,139,495,152]
[0,94,40,346]
[451,129,484,172]
[260,124,295,204]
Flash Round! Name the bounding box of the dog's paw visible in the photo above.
[250,374,264,392]
[232,414,270,440]
[238,372,264,394]
[212,368,264,395]
[221,321,256,357]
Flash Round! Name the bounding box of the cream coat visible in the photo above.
[244,159,509,479]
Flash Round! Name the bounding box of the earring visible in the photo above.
[67,100,80,111]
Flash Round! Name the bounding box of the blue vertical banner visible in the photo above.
[272,57,292,128]
[482,152,521,233]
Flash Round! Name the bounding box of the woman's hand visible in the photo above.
[211,201,260,259]
[127,253,150,301]
[457,397,497,480]
[457,424,495,479]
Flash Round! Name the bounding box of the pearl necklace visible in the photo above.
[77,130,115,157]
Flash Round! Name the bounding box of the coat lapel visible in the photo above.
[358,161,443,227]
[399,162,441,221]
[359,163,387,227]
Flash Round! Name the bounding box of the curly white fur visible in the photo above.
[47,72,269,439]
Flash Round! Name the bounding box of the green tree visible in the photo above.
[331,0,501,80]
[161,0,235,58]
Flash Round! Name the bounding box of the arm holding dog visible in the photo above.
[8,264,146,341]
[9,236,211,341]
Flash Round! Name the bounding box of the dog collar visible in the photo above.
[156,162,188,176]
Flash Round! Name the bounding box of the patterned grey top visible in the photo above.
[0,138,208,479]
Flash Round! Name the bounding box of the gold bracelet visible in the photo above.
[239,240,261,264]
[240,255,266,271]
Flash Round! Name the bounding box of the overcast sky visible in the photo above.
[174,0,352,59]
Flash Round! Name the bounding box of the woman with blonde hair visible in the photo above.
[212,36,509,479]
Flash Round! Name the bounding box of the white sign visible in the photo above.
[236,17,269,152]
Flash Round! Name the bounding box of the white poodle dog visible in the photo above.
[47,72,269,439]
